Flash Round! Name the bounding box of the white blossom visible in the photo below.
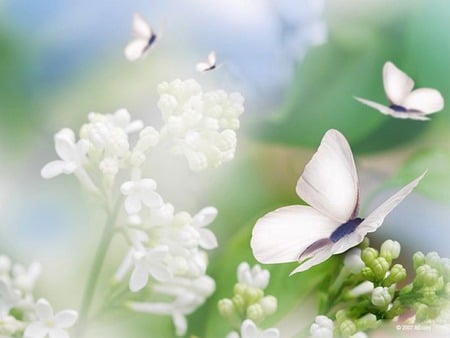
[229,319,279,338]
[129,275,215,336]
[158,79,244,171]
[310,315,334,338]
[120,174,163,214]
[237,262,270,290]
[87,108,143,134]
[0,281,20,316]
[24,299,78,338]
[349,281,374,297]
[129,245,171,292]
[371,287,392,308]
[191,207,218,250]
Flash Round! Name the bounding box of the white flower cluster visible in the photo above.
[0,255,77,338]
[41,80,243,336]
[158,79,244,171]
[226,319,279,338]
[121,205,217,336]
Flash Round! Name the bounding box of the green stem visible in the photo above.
[75,198,121,338]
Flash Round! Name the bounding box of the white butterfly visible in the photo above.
[251,129,425,275]
[196,51,218,72]
[355,61,444,121]
[124,13,158,61]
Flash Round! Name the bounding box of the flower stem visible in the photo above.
[75,198,121,338]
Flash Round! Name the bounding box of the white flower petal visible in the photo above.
[262,328,280,338]
[54,310,78,328]
[198,228,218,250]
[172,312,187,337]
[49,328,69,338]
[124,195,142,214]
[120,181,135,195]
[24,322,48,338]
[41,161,66,178]
[141,190,163,209]
[241,319,258,338]
[149,264,171,282]
[129,264,149,292]
[35,299,53,321]
[193,207,218,227]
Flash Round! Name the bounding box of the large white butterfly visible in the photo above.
[196,51,218,72]
[251,129,425,275]
[124,13,158,61]
[355,61,444,121]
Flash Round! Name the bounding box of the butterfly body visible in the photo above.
[330,217,364,242]
[389,104,407,113]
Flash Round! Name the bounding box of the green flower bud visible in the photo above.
[425,252,441,269]
[336,310,347,323]
[421,286,436,300]
[416,265,439,287]
[371,286,392,309]
[246,303,264,323]
[445,282,450,296]
[360,237,370,249]
[259,295,277,316]
[361,267,375,281]
[434,276,444,291]
[370,257,390,280]
[218,298,235,318]
[361,248,378,265]
[380,240,401,262]
[244,287,264,304]
[232,294,245,312]
[356,313,378,330]
[383,264,407,286]
[339,319,357,337]
[399,283,413,296]
[234,283,247,296]
[413,252,425,270]
[415,303,428,321]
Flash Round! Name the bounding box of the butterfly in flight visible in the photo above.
[355,61,444,121]
[196,51,218,72]
[124,13,158,61]
[251,129,425,275]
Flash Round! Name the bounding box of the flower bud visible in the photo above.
[380,240,401,262]
[339,319,357,337]
[425,252,441,268]
[310,315,334,338]
[361,267,375,281]
[383,264,406,286]
[232,294,245,312]
[344,248,365,274]
[370,257,390,280]
[416,265,439,287]
[244,287,264,305]
[371,287,392,309]
[445,282,450,296]
[259,296,277,316]
[415,303,429,321]
[246,303,264,323]
[218,298,235,318]
[350,332,368,338]
[361,248,378,265]
[234,283,247,296]
[336,310,347,323]
[348,281,374,297]
[413,252,425,270]
[355,313,377,330]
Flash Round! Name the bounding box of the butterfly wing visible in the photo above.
[124,39,149,61]
[133,13,152,38]
[402,88,444,115]
[383,61,414,105]
[251,205,339,264]
[196,62,211,72]
[207,51,216,65]
[296,129,359,224]
[357,172,426,235]
[354,97,395,116]
[355,97,429,121]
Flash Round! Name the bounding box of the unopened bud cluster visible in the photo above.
[218,262,278,331]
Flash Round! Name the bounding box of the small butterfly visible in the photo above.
[124,13,158,61]
[251,129,425,275]
[196,51,218,72]
[355,61,444,121]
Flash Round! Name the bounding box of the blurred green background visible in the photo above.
[0,0,449,337]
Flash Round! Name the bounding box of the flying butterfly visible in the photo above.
[354,61,444,121]
[196,51,218,72]
[124,13,158,61]
[251,129,425,275]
